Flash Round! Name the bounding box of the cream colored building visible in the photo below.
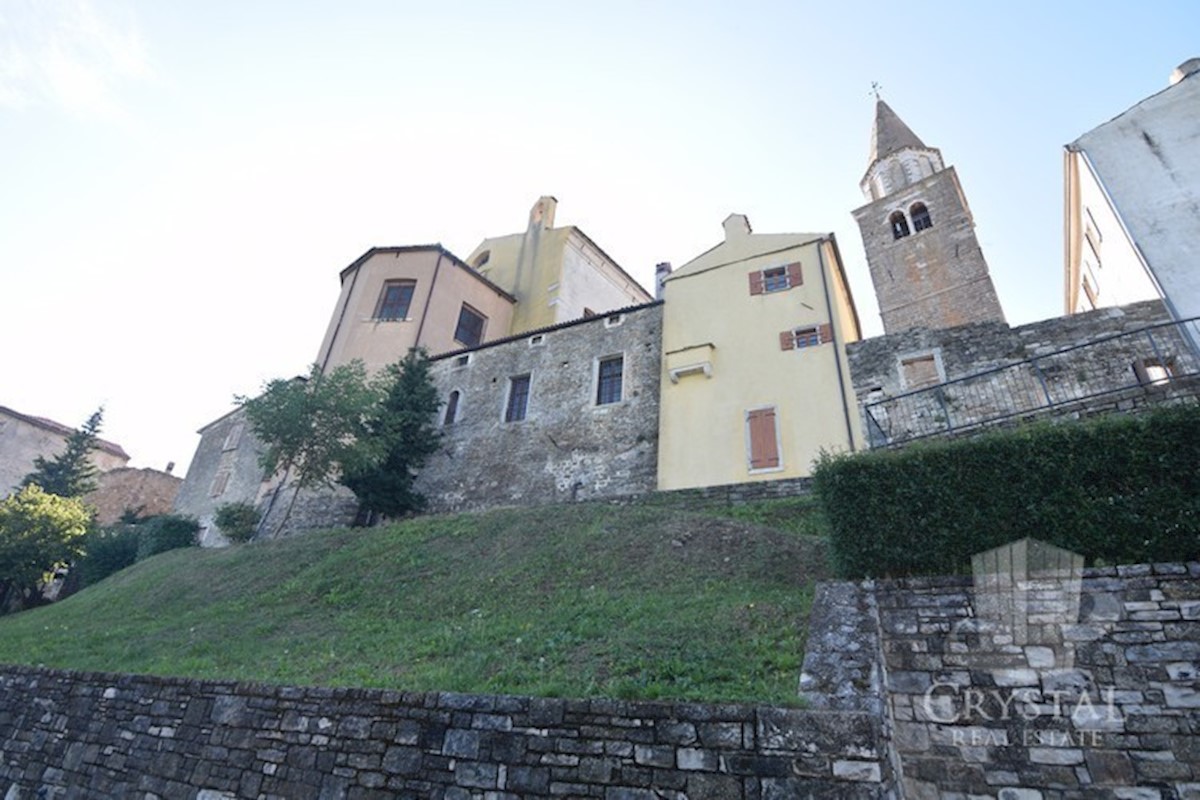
[0,405,129,498]
[464,196,652,334]
[315,245,517,374]
[656,215,863,490]
[1064,59,1200,327]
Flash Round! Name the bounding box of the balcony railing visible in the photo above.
[863,317,1200,448]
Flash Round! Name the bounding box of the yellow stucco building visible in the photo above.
[465,196,652,334]
[657,214,863,490]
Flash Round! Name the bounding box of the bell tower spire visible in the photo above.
[852,99,1005,333]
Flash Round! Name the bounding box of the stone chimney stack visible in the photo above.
[528,196,558,230]
[655,262,672,300]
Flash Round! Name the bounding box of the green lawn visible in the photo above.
[0,501,830,704]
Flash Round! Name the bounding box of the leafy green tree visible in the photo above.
[0,485,91,612]
[239,361,381,534]
[341,349,442,519]
[22,407,105,498]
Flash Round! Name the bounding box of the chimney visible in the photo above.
[529,196,558,231]
[654,262,672,300]
[1170,57,1200,86]
[165,461,175,475]
[722,213,752,240]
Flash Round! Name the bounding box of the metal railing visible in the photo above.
[863,317,1200,448]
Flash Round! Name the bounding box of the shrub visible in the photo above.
[135,515,200,561]
[214,502,261,543]
[75,526,140,587]
[814,406,1200,578]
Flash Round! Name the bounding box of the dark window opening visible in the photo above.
[376,281,415,320]
[505,375,531,422]
[454,304,487,347]
[597,356,624,405]
[911,203,933,232]
[444,391,460,425]
[890,211,910,240]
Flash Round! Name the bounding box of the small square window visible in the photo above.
[596,356,624,405]
[763,267,789,293]
[454,354,471,368]
[376,281,415,320]
[604,314,624,328]
[792,327,822,348]
[455,304,487,348]
[505,375,531,422]
[900,354,942,390]
[529,334,545,346]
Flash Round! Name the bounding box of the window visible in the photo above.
[529,334,545,346]
[209,471,230,498]
[763,267,789,293]
[746,407,781,471]
[454,304,487,348]
[505,375,531,422]
[911,203,933,232]
[604,314,624,328]
[444,391,460,425]
[222,422,244,451]
[454,354,471,368]
[900,353,943,390]
[376,281,415,320]
[472,250,491,269]
[749,263,803,295]
[1133,358,1173,386]
[779,324,832,350]
[596,356,624,405]
[890,211,911,240]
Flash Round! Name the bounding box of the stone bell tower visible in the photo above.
[852,99,1005,333]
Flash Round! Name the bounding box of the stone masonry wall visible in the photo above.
[415,303,662,512]
[800,562,1200,799]
[847,299,1200,445]
[0,665,890,799]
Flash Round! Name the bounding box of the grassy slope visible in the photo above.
[0,499,830,704]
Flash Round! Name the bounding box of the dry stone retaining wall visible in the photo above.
[0,666,891,799]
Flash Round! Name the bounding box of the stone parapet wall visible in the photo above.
[799,561,1200,799]
[0,666,891,799]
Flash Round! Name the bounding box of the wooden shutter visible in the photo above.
[787,263,803,288]
[747,409,780,470]
[818,323,833,344]
[779,331,795,351]
[748,271,765,295]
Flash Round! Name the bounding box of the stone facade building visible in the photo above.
[853,99,1006,334]
[0,405,130,498]
[417,302,663,511]
[83,467,182,527]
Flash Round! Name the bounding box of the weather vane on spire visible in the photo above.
[870,81,883,101]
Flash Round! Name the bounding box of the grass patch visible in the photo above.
[700,496,829,538]
[0,501,828,705]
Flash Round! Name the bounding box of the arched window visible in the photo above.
[911,202,933,232]
[444,391,460,425]
[472,250,490,269]
[890,211,910,240]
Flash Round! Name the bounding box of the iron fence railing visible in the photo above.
[863,317,1200,448]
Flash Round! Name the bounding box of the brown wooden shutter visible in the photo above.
[779,331,795,351]
[749,271,765,295]
[787,263,803,288]
[747,409,780,469]
[818,323,833,344]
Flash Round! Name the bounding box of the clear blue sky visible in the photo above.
[2,1,1196,475]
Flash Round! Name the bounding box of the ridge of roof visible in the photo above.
[338,245,518,303]
[430,299,664,361]
[0,405,130,460]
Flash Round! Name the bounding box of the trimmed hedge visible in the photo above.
[814,406,1200,578]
